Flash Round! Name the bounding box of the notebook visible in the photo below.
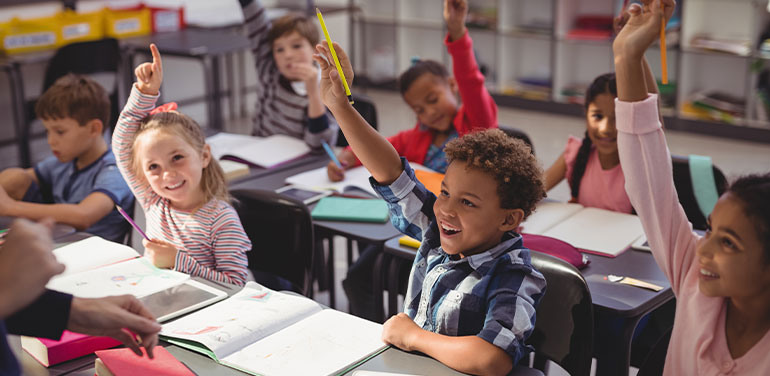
[520,201,646,257]
[311,196,390,223]
[206,132,310,168]
[22,331,121,367]
[160,282,387,376]
[286,163,438,198]
[95,346,194,376]
[219,159,250,181]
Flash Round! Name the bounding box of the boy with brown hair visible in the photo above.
[0,74,133,242]
[239,0,337,148]
[314,42,547,375]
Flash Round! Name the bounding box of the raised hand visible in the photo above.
[312,42,354,110]
[613,0,675,60]
[444,0,468,42]
[134,44,163,96]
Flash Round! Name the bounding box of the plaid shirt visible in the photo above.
[371,159,547,362]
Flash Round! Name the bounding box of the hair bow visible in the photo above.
[150,102,178,115]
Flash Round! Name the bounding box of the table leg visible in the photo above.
[372,251,387,323]
[201,55,218,129]
[6,63,30,167]
[326,234,336,309]
[225,53,236,125]
[594,314,643,376]
[386,256,401,318]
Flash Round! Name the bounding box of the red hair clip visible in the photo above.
[150,102,178,115]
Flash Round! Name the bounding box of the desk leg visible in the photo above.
[372,251,387,323]
[225,53,236,125]
[7,63,30,167]
[594,315,643,376]
[201,56,218,129]
[386,256,401,318]
[326,234,336,309]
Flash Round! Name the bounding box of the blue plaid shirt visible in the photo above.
[371,159,547,362]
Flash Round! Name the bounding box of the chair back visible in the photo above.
[230,189,314,297]
[500,126,535,155]
[671,155,728,230]
[337,93,378,147]
[637,327,672,376]
[527,251,593,376]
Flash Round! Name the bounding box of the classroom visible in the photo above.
[1,0,770,376]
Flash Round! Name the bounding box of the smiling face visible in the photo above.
[433,161,520,257]
[272,31,315,81]
[134,129,211,211]
[403,73,459,132]
[696,193,770,301]
[586,93,618,157]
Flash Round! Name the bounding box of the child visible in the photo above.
[615,0,770,373]
[327,0,497,180]
[113,44,251,286]
[0,74,134,243]
[314,40,547,375]
[239,0,337,148]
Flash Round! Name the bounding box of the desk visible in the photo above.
[0,216,76,241]
[381,237,674,376]
[121,28,250,129]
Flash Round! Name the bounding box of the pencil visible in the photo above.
[321,140,343,168]
[316,7,354,105]
[116,205,150,241]
[660,1,668,85]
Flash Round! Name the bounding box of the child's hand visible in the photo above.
[143,238,178,269]
[326,149,355,182]
[444,0,468,42]
[312,42,354,111]
[290,62,320,88]
[134,44,163,96]
[381,313,422,351]
[613,0,675,61]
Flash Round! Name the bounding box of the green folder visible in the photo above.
[311,196,390,223]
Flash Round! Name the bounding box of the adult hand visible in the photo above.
[134,44,164,96]
[143,238,179,269]
[68,295,161,358]
[0,219,62,318]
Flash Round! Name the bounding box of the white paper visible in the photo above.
[520,201,584,234]
[542,207,645,256]
[206,133,310,168]
[53,237,140,277]
[222,309,386,376]
[286,165,378,196]
[160,282,323,360]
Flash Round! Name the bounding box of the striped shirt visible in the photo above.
[371,159,547,362]
[113,86,251,286]
[242,0,337,149]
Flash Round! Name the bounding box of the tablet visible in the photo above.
[276,185,332,205]
[139,280,228,322]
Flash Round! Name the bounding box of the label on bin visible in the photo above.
[62,23,91,40]
[4,32,56,49]
[154,10,180,32]
[115,18,140,33]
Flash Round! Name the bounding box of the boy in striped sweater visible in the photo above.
[113,44,251,286]
[239,0,337,148]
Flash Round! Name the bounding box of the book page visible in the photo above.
[222,309,386,376]
[47,258,189,299]
[520,201,585,234]
[207,133,310,168]
[160,282,322,360]
[543,207,645,256]
[286,165,377,196]
[52,237,140,277]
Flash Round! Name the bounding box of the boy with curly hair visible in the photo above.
[314,41,547,375]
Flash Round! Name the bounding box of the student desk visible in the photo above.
[379,236,674,376]
[121,28,250,130]
[0,216,76,240]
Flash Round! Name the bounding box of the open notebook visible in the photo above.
[286,163,439,197]
[520,202,646,257]
[206,132,310,169]
[161,282,387,376]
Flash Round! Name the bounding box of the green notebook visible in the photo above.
[311,196,390,223]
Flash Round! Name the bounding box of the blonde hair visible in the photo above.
[131,111,231,204]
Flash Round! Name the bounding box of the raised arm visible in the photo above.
[614,0,696,293]
[313,43,402,185]
[112,44,163,210]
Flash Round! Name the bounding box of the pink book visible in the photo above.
[21,330,121,367]
[95,346,195,376]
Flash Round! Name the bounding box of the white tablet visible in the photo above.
[275,185,333,205]
[139,280,228,322]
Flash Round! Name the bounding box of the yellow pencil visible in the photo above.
[316,7,354,105]
[660,1,668,85]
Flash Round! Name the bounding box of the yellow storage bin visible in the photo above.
[103,6,150,39]
[57,10,104,45]
[0,17,59,54]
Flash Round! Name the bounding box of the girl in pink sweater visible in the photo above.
[615,1,770,374]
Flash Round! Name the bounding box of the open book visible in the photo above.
[520,202,646,257]
[286,164,439,198]
[46,237,226,320]
[161,282,387,376]
[206,132,310,169]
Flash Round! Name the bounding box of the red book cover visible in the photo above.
[21,331,121,367]
[95,346,195,376]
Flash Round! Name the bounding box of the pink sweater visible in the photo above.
[563,136,633,213]
[617,94,770,375]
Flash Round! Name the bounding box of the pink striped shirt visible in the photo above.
[617,94,770,375]
[113,85,251,286]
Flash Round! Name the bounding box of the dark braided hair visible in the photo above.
[569,73,617,200]
[726,172,770,263]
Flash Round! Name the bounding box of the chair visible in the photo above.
[671,155,728,230]
[527,251,593,376]
[636,327,672,376]
[230,189,315,297]
[337,93,378,147]
[500,126,535,155]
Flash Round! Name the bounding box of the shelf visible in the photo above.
[500,28,552,40]
[680,46,753,59]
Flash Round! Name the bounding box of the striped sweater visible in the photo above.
[113,85,251,286]
[242,0,337,148]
